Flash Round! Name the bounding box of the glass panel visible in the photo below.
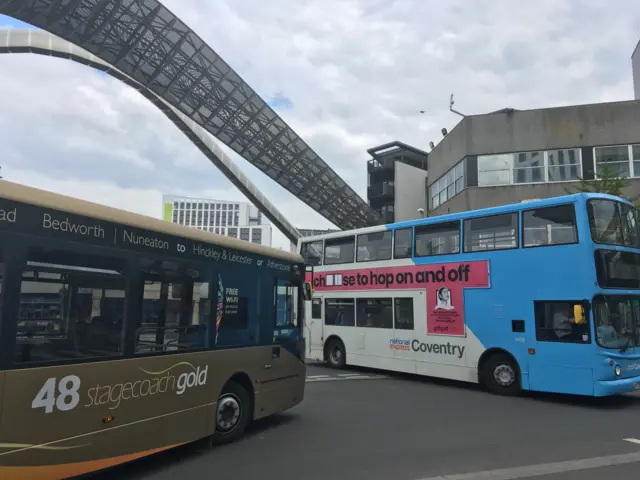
[514,151,543,168]
[593,296,640,349]
[394,298,414,330]
[513,166,543,184]
[357,231,392,262]
[16,248,127,364]
[301,241,323,266]
[534,301,590,344]
[311,298,322,319]
[324,236,355,265]
[275,280,298,328]
[595,146,630,178]
[523,205,578,247]
[548,149,581,181]
[454,162,464,179]
[588,200,640,248]
[356,298,393,329]
[464,213,518,252]
[478,154,513,186]
[415,221,460,257]
[324,298,355,326]
[394,228,413,259]
[633,145,640,177]
[595,249,640,289]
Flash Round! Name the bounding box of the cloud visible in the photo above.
[0,1,639,251]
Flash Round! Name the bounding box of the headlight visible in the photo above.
[615,365,622,376]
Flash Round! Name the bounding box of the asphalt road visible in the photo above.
[89,363,640,480]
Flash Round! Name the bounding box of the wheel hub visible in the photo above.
[493,364,515,387]
[217,395,241,431]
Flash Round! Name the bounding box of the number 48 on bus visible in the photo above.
[32,375,81,414]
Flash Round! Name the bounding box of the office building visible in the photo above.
[366,141,428,224]
[162,195,272,246]
[426,101,640,217]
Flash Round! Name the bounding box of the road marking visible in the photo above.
[624,438,640,444]
[306,375,386,383]
[337,373,362,377]
[306,375,329,379]
[414,451,640,480]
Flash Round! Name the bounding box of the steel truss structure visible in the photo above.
[0,0,380,230]
[0,28,303,243]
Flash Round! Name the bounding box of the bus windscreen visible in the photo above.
[587,199,640,248]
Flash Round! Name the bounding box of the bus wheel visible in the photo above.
[482,353,521,396]
[213,382,251,444]
[326,338,346,369]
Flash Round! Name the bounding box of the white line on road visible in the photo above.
[306,375,330,379]
[624,438,640,444]
[337,373,363,377]
[306,375,386,383]
[415,451,640,480]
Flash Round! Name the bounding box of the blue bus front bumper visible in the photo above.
[594,376,640,396]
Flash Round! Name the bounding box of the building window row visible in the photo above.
[172,202,240,211]
[478,148,582,187]
[429,161,465,210]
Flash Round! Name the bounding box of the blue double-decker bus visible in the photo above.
[300,193,640,396]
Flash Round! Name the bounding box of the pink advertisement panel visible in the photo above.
[307,261,490,337]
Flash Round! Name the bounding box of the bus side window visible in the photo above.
[15,247,128,364]
[311,298,322,319]
[523,205,578,248]
[394,228,412,259]
[136,279,211,354]
[394,298,414,330]
[324,298,355,326]
[534,301,590,344]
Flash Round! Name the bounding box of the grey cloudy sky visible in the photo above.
[0,0,639,249]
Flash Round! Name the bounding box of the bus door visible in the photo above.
[307,297,324,355]
[273,279,303,358]
[527,300,594,395]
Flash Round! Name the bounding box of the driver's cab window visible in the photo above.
[275,280,298,328]
[534,301,590,343]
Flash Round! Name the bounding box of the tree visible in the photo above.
[565,161,640,206]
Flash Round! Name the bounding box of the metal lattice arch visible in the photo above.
[0,28,303,244]
[0,0,380,230]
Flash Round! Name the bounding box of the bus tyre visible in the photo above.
[482,354,521,396]
[326,338,346,369]
[213,382,251,445]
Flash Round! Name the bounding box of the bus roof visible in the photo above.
[0,180,303,263]
[297,192,632,243]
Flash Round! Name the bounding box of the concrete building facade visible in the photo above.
[162,195,272,247]
[426,100,640,217]
[366,141,428,224]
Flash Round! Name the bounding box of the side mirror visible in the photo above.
[574,305,586,325]
[303,282,313,301]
